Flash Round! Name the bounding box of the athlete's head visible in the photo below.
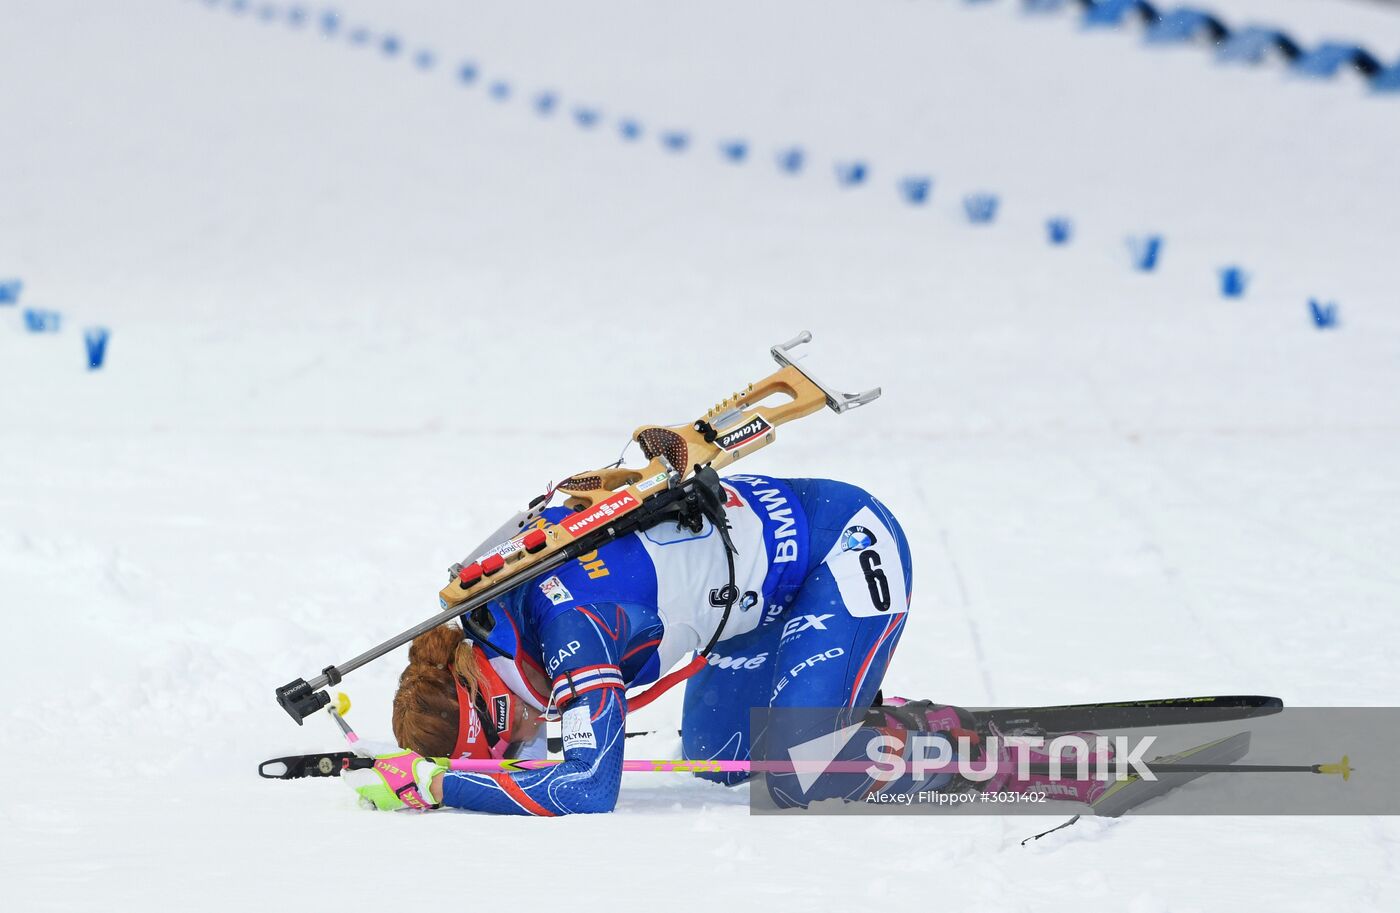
[393,623,538,759]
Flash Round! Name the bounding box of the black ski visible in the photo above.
[1021,731,1255,844]
[975,694,1282,734]
[547,694,1285,751]
[1088,731,1253,817]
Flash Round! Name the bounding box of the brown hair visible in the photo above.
[392,623,488,757]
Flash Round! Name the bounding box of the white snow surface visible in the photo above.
[3,1,1399,910]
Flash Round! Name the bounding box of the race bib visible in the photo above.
[820,506,908,618]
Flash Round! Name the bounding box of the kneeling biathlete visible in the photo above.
[347,474,1102,815]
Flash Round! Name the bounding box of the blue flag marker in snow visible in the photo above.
[573,107,600,129]
[533,92,557,116]
[1082,0,1156,29]
[1219,266,1248,297]
[0,279,20,305]
[1375,64,1400,93]
[1145,9,1227,45]
[835,161,867,187]
[24,309,61,333]
[661,131,690,152]
[414,50,435,70]
[381,34,401,56]
[1309,299,1339,329]
[85,327,110,370]
[458,62,479,84]
[899,176,932,205]
[1216,27,1298,66]
[776,147,805,174]
[720,140,748,163]
[286,6,307,28]
[489,81,511,101]
[320,10,341,34]
[618,119,643,141]
[1047,217,1073,245]
[1293,43,1380,80]
[1128,235,1163,271]
[963,193,999,224]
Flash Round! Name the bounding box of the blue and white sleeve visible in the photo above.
[439,604,629,816]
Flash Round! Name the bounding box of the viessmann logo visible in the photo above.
[563,491,640,538]
[717,415,773,452]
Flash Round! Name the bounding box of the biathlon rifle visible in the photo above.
[275,331,880,724]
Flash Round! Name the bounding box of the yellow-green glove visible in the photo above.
[342,750,445,811]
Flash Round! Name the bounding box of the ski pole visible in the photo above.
[444,757,1353,779]
[259,753,1352,780]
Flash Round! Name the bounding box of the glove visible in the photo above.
[342,750,446,811]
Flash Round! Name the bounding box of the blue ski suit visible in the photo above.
[438,475,914,815]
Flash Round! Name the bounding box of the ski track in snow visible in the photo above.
[3,1,1400,911]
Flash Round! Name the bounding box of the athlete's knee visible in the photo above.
[681,702,754,787]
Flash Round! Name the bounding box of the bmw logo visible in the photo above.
[841,525,877,552]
